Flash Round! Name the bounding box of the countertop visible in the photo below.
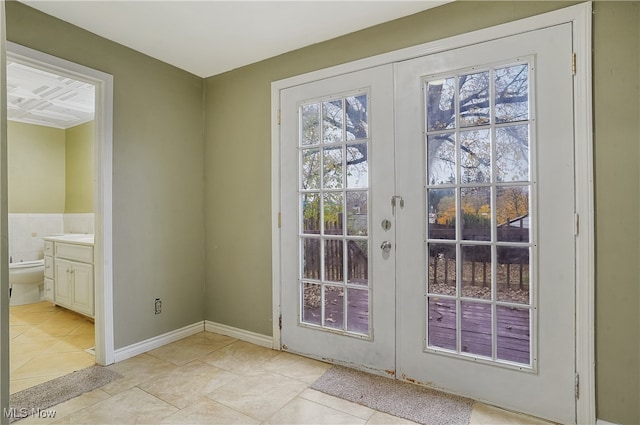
[43,234,94,246]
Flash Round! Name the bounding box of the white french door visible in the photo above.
[280,65,396,373]
[279,23,576,424]
[395,24,575,423]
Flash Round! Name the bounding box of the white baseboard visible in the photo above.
[596,420,619,425]
[114,322,204,362]
[205,320,273,349]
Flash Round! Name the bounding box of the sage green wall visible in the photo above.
[204,1,639,423]
[7,121,65,213]
[65,121,93,213]
[6,1,205,349]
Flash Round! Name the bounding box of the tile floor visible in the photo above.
[9,303,555,424]
[9,301,95,394]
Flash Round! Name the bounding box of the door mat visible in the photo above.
[311,365,474,425]
[8,365,122,423]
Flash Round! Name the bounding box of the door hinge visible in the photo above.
[574,213,579,236]
[575,373,580,399]
[279,314,282,330]
[277,109,281,125]
[278,212,281,228]
[571,53,577,75]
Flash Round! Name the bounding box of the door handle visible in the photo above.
[380,241,392,253]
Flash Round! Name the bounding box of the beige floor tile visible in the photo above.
[146,332,232,366]
[298,388,374,420]
[264,397,366,425]
[102,353,178,395]
[17,389,111,424]
[470,402,557,425]
[11,351,95,380]
[160,397,260,424]
[52,387,178,424]
[201,340,279,374]
[366,411,420,424]
[207,369,307,421]
[46,334,95,353]
[10,310,60,326]
[139,360,238,409]
[262,351,332,383]
[10,324,31,339]
[67,320,95,336]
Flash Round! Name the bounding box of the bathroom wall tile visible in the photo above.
[8,213,64,261]
[63,213,94,234]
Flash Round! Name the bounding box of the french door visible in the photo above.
[280,23,576,424]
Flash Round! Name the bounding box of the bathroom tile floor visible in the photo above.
[9,301,95,394]
[8,317,555,425]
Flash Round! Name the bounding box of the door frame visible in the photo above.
[6,42,115,366]
[271,3,594,423]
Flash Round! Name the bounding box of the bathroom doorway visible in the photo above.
[6,42,114,390]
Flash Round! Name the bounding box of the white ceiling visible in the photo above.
[11,0,449,128]
[19,1,450,78]
[7,60,95,129]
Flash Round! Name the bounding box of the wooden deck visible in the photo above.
[302,286,531,365]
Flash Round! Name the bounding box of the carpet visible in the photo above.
[311,366,474,425]
[8,365,122,422]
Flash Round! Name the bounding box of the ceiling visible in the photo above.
[19,0,450,78]
[10,0,450,129]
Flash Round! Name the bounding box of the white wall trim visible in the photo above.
[271,2,594,423]
[596,420,619,425]
[114,322,204,363]
[205,320,273,349]
[5,42,115,367]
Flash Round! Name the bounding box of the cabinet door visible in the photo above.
[44,277,54,302]
[71,262,94,317]
[54,259,72,307]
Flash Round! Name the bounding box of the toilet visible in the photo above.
[9,259,45,306]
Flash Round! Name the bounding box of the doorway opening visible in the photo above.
[6,43,114,384]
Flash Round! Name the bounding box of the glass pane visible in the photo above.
[345,95,368,140]
[301,193,320,234]
[461,245,491,300]
[461,187,491,241]
[347,240,368,286]
[347,288,369,334]
[301,148,320,190]
[324,239,343,283]
[497,306,530,365]
[324,285,344,329]
[427,134,456,185]
[428,243,456,296]
[426,77,456,131]
[497,247,530,304]
[460,129,490,183]
[346,191,367,236]
[496,125,529,182]
[495,64,529,123]
[346,143,368,188]
[323,146,343,189]
[323,192,343,235]
[302,282,321,326]
[428,297,456,350]
[459,71,490,127]
[461,301,492,357]
[496,186,529,242]
[301,103,320,146]
[323,100,343,143]
[428,188,456,240]
[302,238,320,280]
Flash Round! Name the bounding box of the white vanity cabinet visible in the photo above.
[44,241,55,302]
[44,235,94,318]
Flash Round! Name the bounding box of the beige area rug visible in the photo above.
[311,366,474,425]
[8,365,122,423]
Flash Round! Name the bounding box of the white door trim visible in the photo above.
[271,3,593,423]
[7,42,115,366]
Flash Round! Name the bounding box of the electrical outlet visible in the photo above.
[155,298,162,315]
